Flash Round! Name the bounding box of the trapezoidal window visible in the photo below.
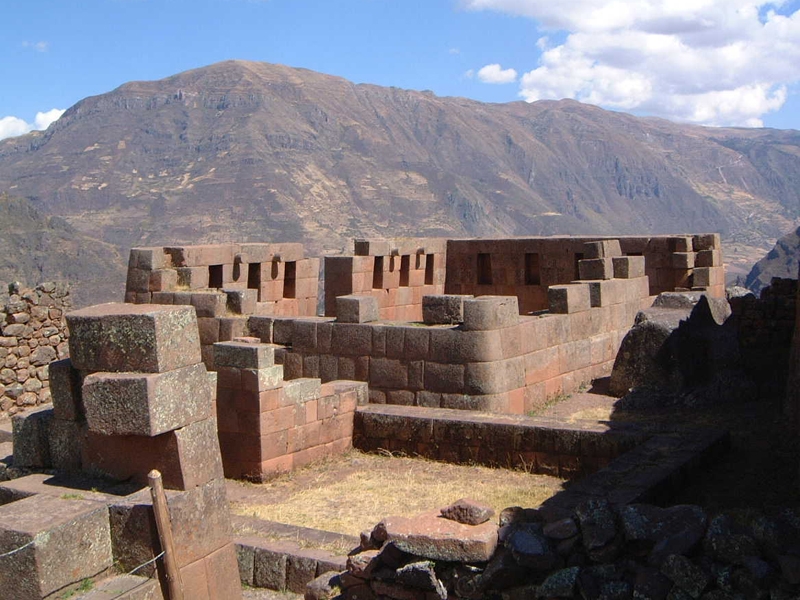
[247,263,261,289]
[372,256,384,289]
[208,264,223,288]
[525,253,541,285]
[400,255,410,287]
[283,261,296,298]
[574,253,584,280]
[425,254,435,285]
[477,253,493,285]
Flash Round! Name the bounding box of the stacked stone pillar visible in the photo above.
[47,302,241,599]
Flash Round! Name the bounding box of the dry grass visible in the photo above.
[230,450,564,536]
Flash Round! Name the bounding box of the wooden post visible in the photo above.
[148,469,184,600]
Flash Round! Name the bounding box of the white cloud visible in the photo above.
[477,63,518,84]
[461,0,800,126]
[0,109,65,141]
[0,117,32,141]
[22,41,49,52]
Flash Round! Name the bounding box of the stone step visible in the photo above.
[0,493,113,599]
[73,574,163,599]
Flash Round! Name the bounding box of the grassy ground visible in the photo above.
[228,450,565,536]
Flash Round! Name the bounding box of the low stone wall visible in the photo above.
[0,282,70,415]
[353,404,647,478]
[250,274,652,414]
[213,338,367,482]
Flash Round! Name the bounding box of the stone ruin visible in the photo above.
[0,282,70,414]
[0,232,796,598]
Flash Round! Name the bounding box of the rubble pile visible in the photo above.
[308,498,800,600]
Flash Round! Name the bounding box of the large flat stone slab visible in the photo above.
[0,494,113,599]
[375,510,498,562]
[67,303,201,373]
[82,363,212,436]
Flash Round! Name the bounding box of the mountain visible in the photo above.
[0,194,126,307]
[0,60,798,303]
[745,226,800,295]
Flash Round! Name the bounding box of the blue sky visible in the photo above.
[2,0,799,140]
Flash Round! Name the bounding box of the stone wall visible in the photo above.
[730,276,798,400]
[0,282,70,415]
[125,243,320,368]
[249,263,653,415]
[354,404,647,478]
[786,266,800,431]
[213,338,367,481]
[324,237,447,321]
[445,233,725,314]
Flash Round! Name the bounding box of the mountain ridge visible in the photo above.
[0,60,797,302]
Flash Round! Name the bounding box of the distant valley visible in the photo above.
[0,60,798,304]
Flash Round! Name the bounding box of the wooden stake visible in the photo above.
[148,469,184,600]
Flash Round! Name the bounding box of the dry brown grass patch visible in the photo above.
[230,450,564,536]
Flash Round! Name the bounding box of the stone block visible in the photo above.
[218,317,248,341]
[422,295,471,324]
[336,295,379,323]
[375,510,497,562]
[695,248,721,267]
[67,304,201,374]
[548,284,591,314]
[126,267,151,293]
[465,357,524,394]
[282,378,322,405]
[462,296,519,330]
[693,266,725,287]
[584,239,622,259]
[612,255,646,279]
[197,317,220,345]
[671,252,695,269]
[369,358,408,389]
[225,289,257,315]
[669,236,694,252]
[83,418,224,490]
[49,358,84,421]
[424,362,465,393]
[176,266,210,289]
[0,494,113,599]
[149,268,178,292]
[49,418,86,472]
[253,542,289,589]
[587,280,623,308]
[110,478,231,571]
[129,247,168,271]
[241,365,284,392]
[205,542,244,599]
[331,323,373,355]
[579,258,614,280]
[191,292,227,318]
[82,363,212,436]
[165,244,236,267]
[692,233,720,251]
[214,341,276,369]
[12,405,53,469]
